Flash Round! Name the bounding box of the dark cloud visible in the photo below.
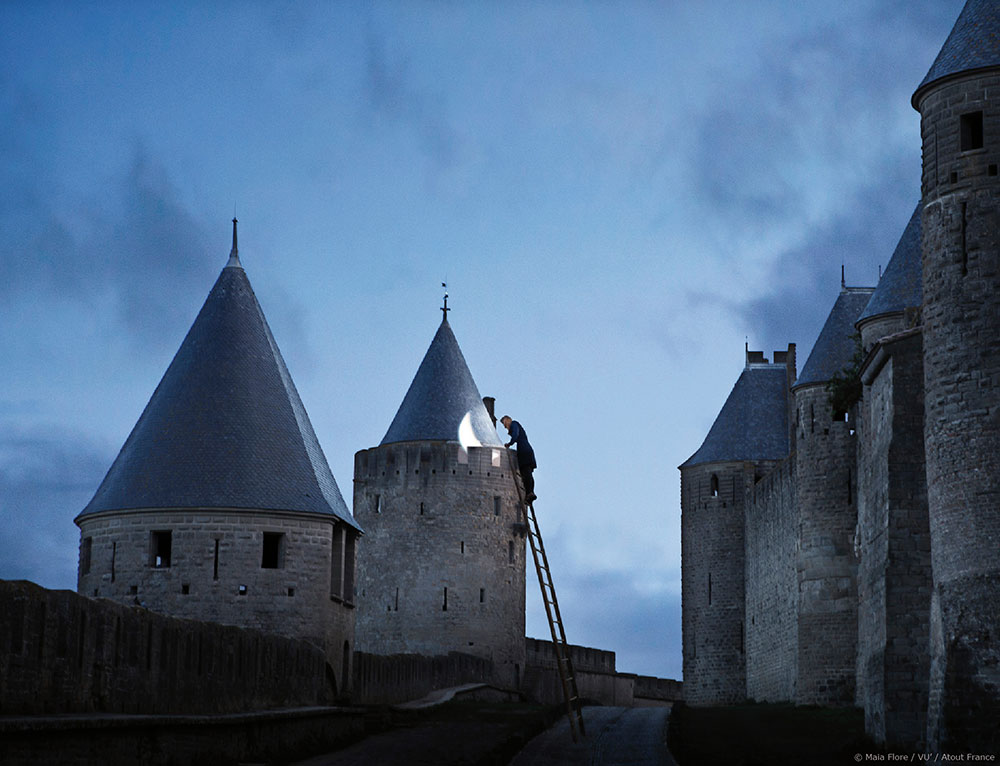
[727,162,915,362]
[0,115,215,352]
[0,428,109,591]
[363,28,462,170]
[689,3,937,228]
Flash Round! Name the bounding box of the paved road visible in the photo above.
[510,705,677,766]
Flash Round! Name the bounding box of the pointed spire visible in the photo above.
[841,264,846,290]
[380,318,502,447]
[78,255,357,529]
[226,217,241,268]
[913,0,1000,109]
[441,282,450,321]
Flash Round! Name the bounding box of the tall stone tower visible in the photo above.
[911,0,1000,749]
[679,347,794,704]
[790,284,872,705]
[854,205,932,747]
[353,312,526,689]
[75,221,362,693]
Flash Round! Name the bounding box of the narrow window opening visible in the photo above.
[990,164,998,177]
[708,572,713,605]
[961,111,984,151]
[331,528,345,600]
[287,587,295,597]
[344,533,356,604]
[261,532,284,569]
[961,200,969,276]
[951,171,959,184]
[460,541,465,554]
[420,502,424,516]
[810,403,815,434]
[710,474,719,498]
[494,496,501,516]
[374,494,381,513]
[111,541,117,582]
[238,584,247,596]
[442,587,448,611]
[480,588,485,603]
[81,537,92,575]
[213,539,219,581]
[150,531,172,568]
[181,583,190,595]
[394,587,399,611]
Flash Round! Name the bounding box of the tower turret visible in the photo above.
[679,346,794,704]
[75,221,361,693]
[791,284,872,705]
[353,313,526,689]
[912,0,1000,749]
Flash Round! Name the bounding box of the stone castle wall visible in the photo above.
[680,461,748,704]
[744,455,797,702]
[75,508,356,691]
[353,442,525,688]
[856,329,931,747]
[918,71,1000,751]
[0,580,333,715]
[792,383,858,705]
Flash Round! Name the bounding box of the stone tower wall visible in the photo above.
[680,461,748,704]
[856,330,931,748]
[353,442,526,689]
[76,509,356,691]
[744,456,798,702]
[793,383,858,705]
[918,71,1000,751]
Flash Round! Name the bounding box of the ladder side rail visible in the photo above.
[525,502,580,741]
[505,448,585,740]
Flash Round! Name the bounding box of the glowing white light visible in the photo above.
[458,411,482,450]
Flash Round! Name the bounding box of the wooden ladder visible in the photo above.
[508,452,586,741]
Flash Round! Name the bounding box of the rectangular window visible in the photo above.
[494,496,501,516]
[261,532,284,569]
[111,541,117,582]
[480,588,485,603]
[331,528,345,599]
[374,494,381,513]
[213,539,219,580]
[442,587,448,611]
[81,537,92,575]
[491,449,501,467]
[150,531,172,568]
[344,532,356,605]
[961,111,984,151]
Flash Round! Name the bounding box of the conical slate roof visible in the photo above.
[381,316,502,447]
[858,204,923,325]
[78,226,358,529]
[794,287,873,389]
[913,0,1000,108]
[680,363,790,468]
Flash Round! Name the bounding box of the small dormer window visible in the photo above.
[961,111,984,151]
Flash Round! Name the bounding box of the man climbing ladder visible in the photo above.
[500,415,536,503]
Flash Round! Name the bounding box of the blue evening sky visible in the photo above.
[0,1,961,681]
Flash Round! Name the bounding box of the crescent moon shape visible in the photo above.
[458,410,482,450]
